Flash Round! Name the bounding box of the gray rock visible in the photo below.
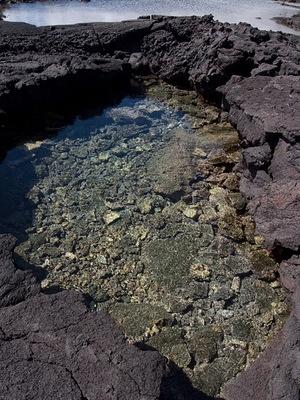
[273,14,300,32]
[254,180,300,251]
[243,144,272,172]
[0,234,39,307]
[220,75,300,145]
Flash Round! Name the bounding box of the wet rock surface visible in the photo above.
[0,15,299,400]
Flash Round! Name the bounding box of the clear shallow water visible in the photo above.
[0,83,287,396]
[4,0,299,33]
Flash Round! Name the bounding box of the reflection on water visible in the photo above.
[4,0,299,33]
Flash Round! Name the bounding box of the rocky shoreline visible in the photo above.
[273,0,300,31]
[273,13,300,31]
[0,15,299,399]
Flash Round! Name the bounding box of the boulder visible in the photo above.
[0,234,39,307]
[220,75,300,145]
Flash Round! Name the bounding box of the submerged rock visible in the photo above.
[107,302,173,339]
[103,211,121,225]
[147,128,196,200]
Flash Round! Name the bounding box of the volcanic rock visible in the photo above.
[0,234,39,307]
[0,234,166,400]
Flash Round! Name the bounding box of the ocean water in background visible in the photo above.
[4,0,299,33]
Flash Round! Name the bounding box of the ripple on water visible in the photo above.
[0,81,288,397]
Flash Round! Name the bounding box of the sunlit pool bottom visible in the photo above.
[0,81,288,397]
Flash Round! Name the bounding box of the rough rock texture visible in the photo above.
[0,19,153,135]
[223,256,300,400]
[220,75,300,251]
[0,234,165,400]
[0,234,39,306]
[0,15,299,400]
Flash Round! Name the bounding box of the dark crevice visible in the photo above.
[224,295,236,308]
[265,132,281,154]
[187,352,197,370]
[191,56,256,105]
[159,360,220,400]
[189,174,205,186]
[65,367,89,400]
[237,271,253,279]
[272,246,300,263]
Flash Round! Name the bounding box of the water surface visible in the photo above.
[4,0,299,33]
[0,82,288,396]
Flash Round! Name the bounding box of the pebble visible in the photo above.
[190,264,211,281]
[218,309,234,319]
[231,276,241,293]
[103,211,121,225]
[183,207,198,219]
[65,252,76,260]
[97,255,107,265]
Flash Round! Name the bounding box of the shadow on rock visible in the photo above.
[160,361,221,400]
[136,342,220,400]
[14,252,48,282]
[0,77,145,161]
